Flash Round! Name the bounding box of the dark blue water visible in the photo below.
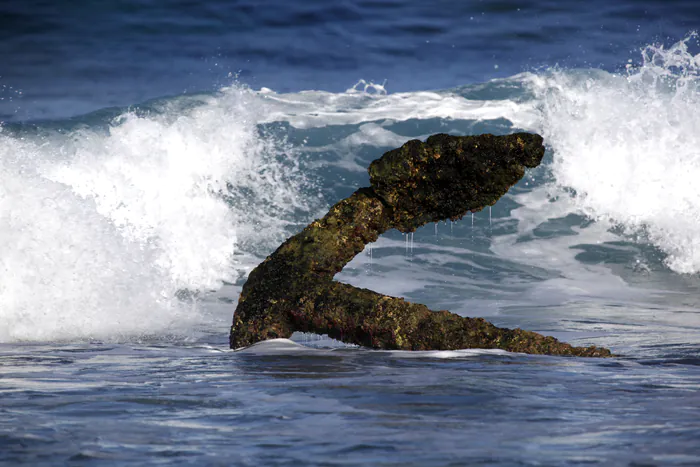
[0,0,696,121]
[3,341,700,466]
[2,1,700,466]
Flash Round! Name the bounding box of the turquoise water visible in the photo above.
[1,2,700,465]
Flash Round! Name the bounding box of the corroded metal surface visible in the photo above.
[230,133,611,357]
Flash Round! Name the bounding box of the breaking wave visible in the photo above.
[523,34,700,273]
[2,35,699,343]
[0,88,317,342]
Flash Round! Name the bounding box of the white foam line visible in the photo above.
[225,85,535,129]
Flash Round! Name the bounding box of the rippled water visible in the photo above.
[1,0,696,121]
[3,338,700,465]
[0,341,700,465]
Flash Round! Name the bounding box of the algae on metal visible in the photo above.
[230,133,611,357]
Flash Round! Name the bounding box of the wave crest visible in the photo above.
[525,34,700,273]
[0,85,317,342]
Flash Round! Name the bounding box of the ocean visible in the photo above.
[1,1,700,465]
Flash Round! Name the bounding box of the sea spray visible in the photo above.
[0,85,317,342]
[4,36,699,343]
[523,34,700,273]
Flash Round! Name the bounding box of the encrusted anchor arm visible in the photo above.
[286,281,610,356]
[229,133,612,357]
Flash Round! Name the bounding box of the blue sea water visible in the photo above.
[1,1,700,465]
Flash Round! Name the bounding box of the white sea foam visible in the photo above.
[243,81,529,129]
[521,34,700,273]
[0,87,315,342]
[4,36,699,344]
